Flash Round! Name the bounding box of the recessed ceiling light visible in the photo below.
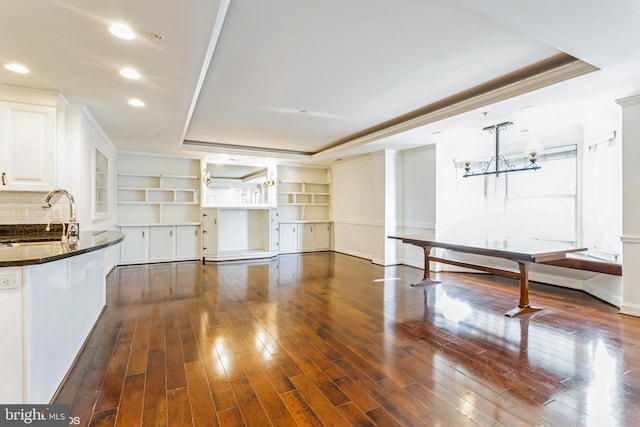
[128,98,145,107]
[108,23,136,40]
[119,68,140,79]
[4,63,29,74]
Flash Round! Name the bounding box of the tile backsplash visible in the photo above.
[0,191,70,224]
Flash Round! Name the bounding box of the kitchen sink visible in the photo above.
[0,240,61,248]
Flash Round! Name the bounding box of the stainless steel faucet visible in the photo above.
[41,189,79,244]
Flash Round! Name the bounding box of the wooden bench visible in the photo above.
[539,252,621,276]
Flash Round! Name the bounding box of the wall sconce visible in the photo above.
[262,174,275,188]
[463,121,541,178]
[202,168,211,185]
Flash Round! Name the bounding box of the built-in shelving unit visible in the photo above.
[117,173,200,224]
[276,165,333,253]
[117,155,202,225]
[277,180,331,221]
[116,155,202,265]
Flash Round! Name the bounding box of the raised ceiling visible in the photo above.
[1,0,639,163]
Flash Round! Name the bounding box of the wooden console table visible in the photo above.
[389,235,587,317]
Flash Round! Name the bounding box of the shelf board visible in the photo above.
[279,203,330,206]
[118,172,199,179]
[118,172,161,178]
[161,174,199,179]
[117,201,199,205]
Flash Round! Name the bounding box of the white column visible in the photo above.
[617,95,640,316]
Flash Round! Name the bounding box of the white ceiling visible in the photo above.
[1,0,639,164]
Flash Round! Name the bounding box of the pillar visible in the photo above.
[617,95,640,316]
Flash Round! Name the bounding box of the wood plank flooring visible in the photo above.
[54,252,640,426]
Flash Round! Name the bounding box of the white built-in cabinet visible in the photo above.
[278,221,332,253]
[117,155,201,265]
[276,165,332,254]
[202,207,277,261]
[176,225,200,260]
[118,225,200,265]
[119,226,149,264]
[0,101,58,191]
[149,226,175,262]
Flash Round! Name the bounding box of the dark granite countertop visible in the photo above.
[0,229,124,267]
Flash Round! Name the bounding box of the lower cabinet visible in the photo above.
[119,225,199,265]
[149,226,176,262]
[278,222,332,253]
[119,226,149,264]
[176,225,200,260]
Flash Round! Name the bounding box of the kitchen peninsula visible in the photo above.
[0,230,123,404]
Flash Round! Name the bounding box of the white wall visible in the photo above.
[331,153,386,262]
[397,145,437,268]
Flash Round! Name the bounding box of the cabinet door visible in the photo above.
[0,102,57,191]
[176,225,199,260]
[149,226,176,261]
[119,227,149,264]
[298,223,314,252]
[202,209,218,256]
[270,210,279,252]
[278,223,297,253]
[313,223,331,250]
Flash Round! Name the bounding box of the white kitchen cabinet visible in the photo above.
[119,225,199,265]
[0,101,58,191]
[202,209,218,258]
[278,223,298,253]
[298,223,315,251]
[270,209,279,252]
[119,226,149,264]
[149,226,175,261]
[176,225,199,260]
[279,222,332,253]
[313,222,332,250]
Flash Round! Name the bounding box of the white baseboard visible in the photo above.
[620,302,640,317]
[334,248,372,261]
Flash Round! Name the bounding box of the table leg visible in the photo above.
[411,246,441,287]
[505,261,541,317]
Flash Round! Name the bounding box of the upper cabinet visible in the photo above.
[0,101,58,191]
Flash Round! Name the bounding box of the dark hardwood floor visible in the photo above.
[54,252,640,426]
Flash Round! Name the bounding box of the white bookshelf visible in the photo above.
[277,179,331,222]
[117,155,201,225]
